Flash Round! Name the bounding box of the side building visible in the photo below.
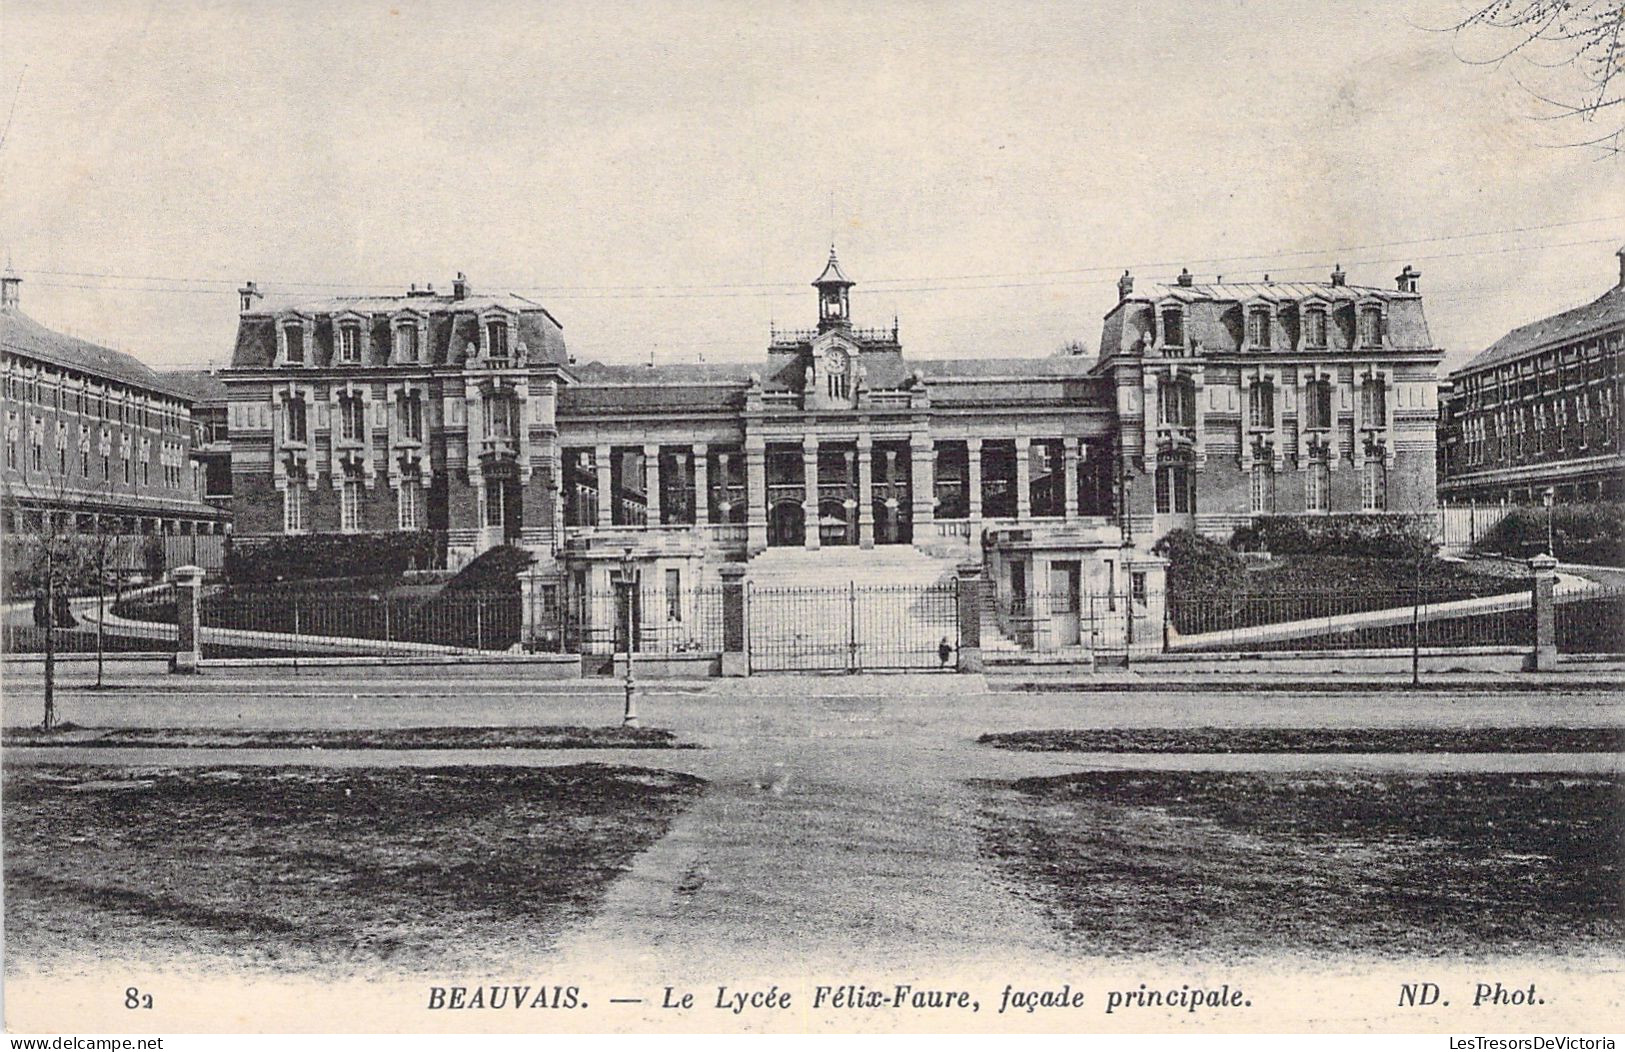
[0,269,227,537]
[1094,264,1444,538]
[1437,248,1625,504]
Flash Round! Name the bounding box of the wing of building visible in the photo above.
[1,270,228,535]
[1438,248,1625,504]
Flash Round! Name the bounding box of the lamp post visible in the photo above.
[1543,487,1555,559]
[620,546,639,728]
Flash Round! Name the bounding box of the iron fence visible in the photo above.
[747,581,959,672]
[1554,581,1625,654]
[523,587,729,657]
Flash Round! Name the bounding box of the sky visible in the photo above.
[1,0,1622,375]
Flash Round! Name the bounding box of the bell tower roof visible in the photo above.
[813,245,854,289]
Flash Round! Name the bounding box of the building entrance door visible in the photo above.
[1048,561,1081,646]
[768,500,804,547]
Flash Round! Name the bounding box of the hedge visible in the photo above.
[1231,514,1435,561]
[1153,529,1244,596]
[1474,503,1625,567]
[226,531,448,584]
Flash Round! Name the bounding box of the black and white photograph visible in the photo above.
[1,0,1621,1039]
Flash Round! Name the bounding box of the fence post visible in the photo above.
[955,562,984,673]
[719,564,748,677]
[168,564,204,674]
[519,566,546,652]
[1525,553,1559,671]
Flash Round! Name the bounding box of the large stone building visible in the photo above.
[1,269,226,536]
[1438,248,1625,504]
[222,251,1444,630]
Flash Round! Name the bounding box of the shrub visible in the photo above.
[1475,503,1625,567]
[227,532,448,584]
[440,545,534,595]
[1153,529,1244,596]
[1235,514,1435,561]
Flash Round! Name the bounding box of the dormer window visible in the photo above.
[337,323,362,365]
[1160,308,1184,350]
[486,319,510,360]
[282,323,305,365]
[1359,305,1384,347]
[394,323,420,363]
[1302,306,1328,348]
[1246,307,1271,349]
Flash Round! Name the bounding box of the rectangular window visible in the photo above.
[1159,381,1195,428]
[395,325,419,362]
[487,320,509,358]
[400,396,424,441]
[80,448,89,476]
[1359,306,1383,347]
[1247,308,1271,349]
[1307,460,1330,513]
[1361,461,1387,511]
[398,480,423,530]
[1161,309,1183,349]
[1305,380,1333,429]
[341,480,363,533]
[286,399,308,443]
[1361,379,1387,426]
[1131,571,1147,606]
[340,399,365,442]
[1155,465,1193,514]
[1248,383,1274,429]
[1249,464,1275,514]
[338,325,361,364]
[284,483,307,533]
[665,568,682,622]
[284,325,305,364]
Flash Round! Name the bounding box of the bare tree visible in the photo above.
[3,474,124,729]
[1431,1,1625,153]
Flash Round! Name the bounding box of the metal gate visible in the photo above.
[747,582,959,672]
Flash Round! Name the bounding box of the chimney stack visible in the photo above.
[453,271,469,300]
[237,280,262,312]
[1117,270,1133,300]
[1,264,20,312]
[1396,265,1420,294]
[1331,263,1347,287]
[1176,267,1194,288]
[1616,245,1624,289]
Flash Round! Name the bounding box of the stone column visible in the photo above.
[745,440,767,553]
[719,563,748,677]
[692,443,710,527]
[1526,552,1559,672]
[643,443,661,525]
[857,434,875,549]
[1063,437,1080,520]
[967,437,983,526]
[169,564,204,674]
[594,442,613,527]
[802,435,820,550]
[1015,436,1032,520]
[911,430,935,533]
[955,562,983,674]
[518,564,547,652]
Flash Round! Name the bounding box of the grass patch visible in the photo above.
[1239,555,1527,599]
[978,770,1623,959]
[1,725,695,750]
[979,726,1625,753]
[4,762,704,974]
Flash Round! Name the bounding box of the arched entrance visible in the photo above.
[768,500,805,547]
[818,499,855,546]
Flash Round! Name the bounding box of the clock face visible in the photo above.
[825,347,847,373]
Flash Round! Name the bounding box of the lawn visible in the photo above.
[2,725,695,749]
[978,770,1624,960]
[4,762,704,975]
[1238,554,1529,599]
[978,726,1625,753]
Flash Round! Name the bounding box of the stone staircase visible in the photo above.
[743,545,962,589]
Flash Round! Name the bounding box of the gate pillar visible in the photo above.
[720,564,749,677]
[169,564,204,674]
[1525,553,1558,671]
[955,561,984,673]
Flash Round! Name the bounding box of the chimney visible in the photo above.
[1,265,20,312]
[237,280,262,312]
[453,272,469,300]
[1117,269,1134,300]
[1176,267,1194,288]
[1396,264,1420,294]
[1331,263,1347,287]
[1616,245,1625,289]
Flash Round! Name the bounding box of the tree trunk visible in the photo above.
[43,546,56,731]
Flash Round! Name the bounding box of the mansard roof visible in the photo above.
[228,288,568,369]
[0,308,191,400]
[1134,279,1416,306]
[1456,282,1625,377]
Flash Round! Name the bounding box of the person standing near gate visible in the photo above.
[938,636,954,669]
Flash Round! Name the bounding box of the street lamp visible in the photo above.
[1543,487,1555,559]
[619,546,639,728]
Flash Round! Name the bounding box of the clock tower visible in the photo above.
[813,245,854,332]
